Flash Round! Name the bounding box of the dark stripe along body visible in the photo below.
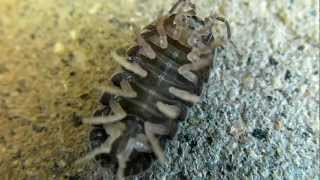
[78,0,231,179]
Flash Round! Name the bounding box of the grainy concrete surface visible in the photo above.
[0,0,318,179]
[151,0,320,179]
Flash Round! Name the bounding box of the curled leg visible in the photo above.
[75,122,126,164]
[144,121,169,164]
[169,87,200,103]
[156,101,180,119]
[172,13,184,40]
[116,134,152,179]
[215,16,231,39]
[116,138,135,179]
[212,15,241,58]
[169,0,185,14]
[137,34,156,59]
[178,52,212,84]
[111,51,148,77]
[178,64,198,84]
[169,0,195,14]
[187,47,212,63]
[99,79,137,98]
[156,16,168,49]
[82,100,127,125]
[75,137,114,164]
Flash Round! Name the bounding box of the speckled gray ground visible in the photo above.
[83,0,319,179]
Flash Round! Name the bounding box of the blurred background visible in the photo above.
[0,0,318,179]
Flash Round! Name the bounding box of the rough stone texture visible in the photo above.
[0,0,318,179]
[149,0,320,179]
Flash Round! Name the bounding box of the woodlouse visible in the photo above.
[77,0,231,179]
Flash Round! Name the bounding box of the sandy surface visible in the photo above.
[0,0,143,179]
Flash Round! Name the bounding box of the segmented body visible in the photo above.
[78,0,230,179]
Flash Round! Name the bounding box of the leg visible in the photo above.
[82,100,127,125]
[169,0,191,14]
[144,121,170,164]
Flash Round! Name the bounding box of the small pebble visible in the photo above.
[69,30,77,40]
[241,73,255,89]
[272,75,283,89]
[54,42,65,54]
[229,121,245,138]
[32,124,48,133]
[268,56,278,66]
[274,119,283,130]
[88,3,101,15]
[284,70,291,80]
[58,160,67,168]
[252,128,268,140]
[299,84,308,95]
[24,159,33,167]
